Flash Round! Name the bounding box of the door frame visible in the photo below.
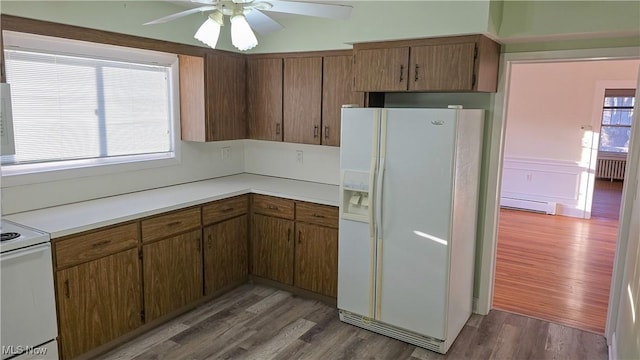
[476,46,640,345]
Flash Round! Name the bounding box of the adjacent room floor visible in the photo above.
[97,284,607,360]
[493,179,622,334]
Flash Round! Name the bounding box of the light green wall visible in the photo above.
[248,1,491,53]
[0,1,236,51]
[500,0,640,39]
[487,0,504,35]
[504,36,640,53]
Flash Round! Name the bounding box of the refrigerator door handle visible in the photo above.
[368,156,376,237]
[375,157,385,233]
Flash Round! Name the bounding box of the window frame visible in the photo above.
[1,30,182,186]
[597,88,635,158]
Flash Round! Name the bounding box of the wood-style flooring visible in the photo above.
[493,180,621,334]
[97,284,607,360]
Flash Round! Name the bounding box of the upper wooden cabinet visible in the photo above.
[354,47,410,92]
[284,57,323,145]
[354,35,500,92]
[178,53,246,142]
[247,57,283,141]
[322,55,365,146]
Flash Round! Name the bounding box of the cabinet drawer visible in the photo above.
[203,195,248,225]
[55,223,139,269]
[252,195,294,220]
[295,202,339,228]
[142,207,201,243]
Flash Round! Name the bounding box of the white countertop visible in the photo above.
[4,174,339,239]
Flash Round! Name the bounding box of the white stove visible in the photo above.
[0,220,50,253]
[1,219,59,360]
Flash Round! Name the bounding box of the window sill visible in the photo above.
[1,152,180,188]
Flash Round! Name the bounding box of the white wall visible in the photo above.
[501,59,640,217]
[244,140,340,185]
[1,141,245,214]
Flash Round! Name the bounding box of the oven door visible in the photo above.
[1,243,58,360]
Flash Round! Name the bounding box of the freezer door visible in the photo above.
[376,109,457,339]
[338,107,379,317]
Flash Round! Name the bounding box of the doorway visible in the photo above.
[491,59,638,334]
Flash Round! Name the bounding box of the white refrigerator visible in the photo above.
[337,107,484,354]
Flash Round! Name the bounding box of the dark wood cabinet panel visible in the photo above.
[252,194,295,219]
[247,57,283,141]
[179,54,246,142]
[178,55,206,142]
[353,35,500,93]
[202,195,249,226]
[322,55,364,146]
[294,222,338,297]
[354,47,409,92]
[283,57,323,145]
[55,223,138,269]
[295,201,339,229]
[204,215,248,295]
[56,248,142,360]
[409,43,475,91]
[141,207,201,244]
[143,229,203,322]
[251,213,294,285]
[206,53,246,140]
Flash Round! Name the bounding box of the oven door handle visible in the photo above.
[1,243,51,261]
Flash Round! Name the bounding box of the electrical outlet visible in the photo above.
[296,150,303,164]
[221,147,231,161]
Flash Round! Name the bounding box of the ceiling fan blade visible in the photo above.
[245,10,284,35]
[144,5,217,25]
[265,0,352,20]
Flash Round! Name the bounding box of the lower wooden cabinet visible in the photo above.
[143,229,203,322]
[294,222,338,297]
[251,213,294,285]
[204,215,248,295]
[56,248,142,360]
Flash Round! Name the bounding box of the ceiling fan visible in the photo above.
[145,0,353,51]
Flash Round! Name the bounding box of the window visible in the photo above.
[598,89,635,154]
[1,31,179,176]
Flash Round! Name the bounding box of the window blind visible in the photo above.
[3,49,172,165]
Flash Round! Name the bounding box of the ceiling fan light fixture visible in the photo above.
[194,13,223,49]
[230,14,258,51]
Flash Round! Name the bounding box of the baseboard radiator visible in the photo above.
[500,197,557,215]
[596,158,626,181]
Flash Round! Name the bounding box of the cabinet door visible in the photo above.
[204,215,248,295]
[251,213,294,285]
[178,55,206,142]
[56,248,142,360]
[247,58,283,141]
[354,47,409,92]
[322,55,364,146]
[143,230,202,322]
[294,223,338,297]
[283,57,322,145]
[409,43,476,91]
[206,54,247,140]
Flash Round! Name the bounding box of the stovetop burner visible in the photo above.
[1,232,21,242]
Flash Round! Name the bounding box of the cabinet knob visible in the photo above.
[64,280,70,298]
[399,65,404,82]
[276,123,281,135]
[324,126,329,140]
[314,125,319,138]
[414,64,420,82]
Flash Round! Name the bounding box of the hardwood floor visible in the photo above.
[493,179,621,334]
[97,284,607,360]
